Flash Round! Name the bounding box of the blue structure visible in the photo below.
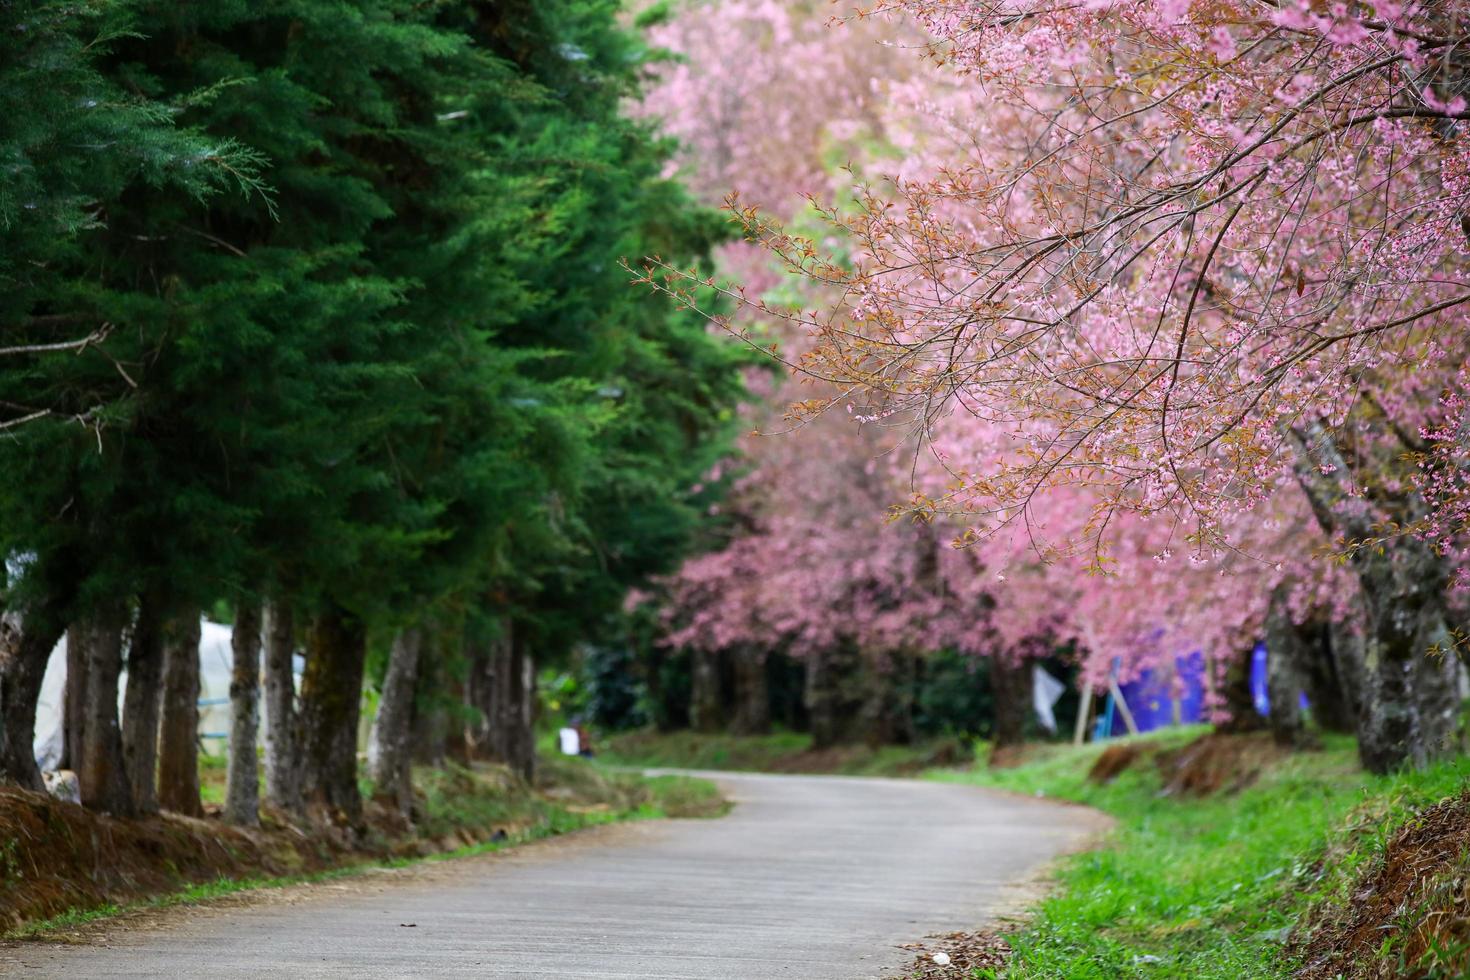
[1250,639,1308,716]
[1103,651,1206,737]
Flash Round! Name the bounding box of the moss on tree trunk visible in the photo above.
[158,613,203,817]
[299,607,367,826]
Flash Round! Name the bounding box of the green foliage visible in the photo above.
[0,0,750,685]
[912,649,995,739]
[581,644,649,731]
[940,732,1470,978]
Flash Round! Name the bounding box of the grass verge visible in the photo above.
[599,728,975,777]
[929,729,1470,978]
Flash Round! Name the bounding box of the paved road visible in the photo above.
[2,771,1106,979]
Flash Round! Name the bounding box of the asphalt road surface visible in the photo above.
[2,771,1107,979]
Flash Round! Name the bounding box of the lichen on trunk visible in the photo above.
[76,612,137,817]
[298,607,367,827]
[263,601,302,814]
[225,601,262,826]
[122,595,166,814]
[369,627,423,816]
[158,612,203,817]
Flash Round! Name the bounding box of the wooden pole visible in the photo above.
[1072,680,1094,745]
[1108,677,1139,735]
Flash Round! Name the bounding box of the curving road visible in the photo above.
[1,771,1106,979]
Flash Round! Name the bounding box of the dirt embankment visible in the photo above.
[1295,791,1470,980]
[1084,733,1470,979]
[0,760,696,934]
[1087,731,1286,796]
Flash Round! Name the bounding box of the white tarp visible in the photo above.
[32,619,300,768]
[1032,663,1067,734]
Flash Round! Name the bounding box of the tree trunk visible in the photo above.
[225,602,262,826]
[62,624,88,771]
[444,662,471,766]
[121,596,166,814]
[1264,588,1310,749]
[0,608,67,789]
[1214,647,1268,733]
[860,649,916,747]
[1290,422,1451,773]
[1328,614,1367,715]
[1416,619,1462,759]
[500,632,536,782]
[463,634,494,759]
[413,645,450,766]
[369,628,422,816]
[263,601,302,815]
[689,648,726,734]
[77,614,136,817]
[298,607,367,826]
[1299,617,1356,734]
[989,655,1031,752]
[805,642,863,749]
[728,647,770,736]
[158,612,202,816]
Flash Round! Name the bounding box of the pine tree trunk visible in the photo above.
[1264,588,1310,749]
[689,648,726,733]
[498,633,536,782]
[158,612,203,817]
[370,628,422,815]
[0,608,66,790]
[121,596,166,814]
[263,601,301,814]
[444,664,471,766]
[728,647,770,736]
[298,607,366,825]
[412,647,449,766]
[225,602,262,826]
[463,635,493,758]
[62,624,89,771]
[77,614,136,817]
[989,655,1031,752]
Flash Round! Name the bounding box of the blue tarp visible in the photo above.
[1105,651,1206,736]
[1250,639,1308,715]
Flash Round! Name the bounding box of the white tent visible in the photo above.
[32,619,300,769]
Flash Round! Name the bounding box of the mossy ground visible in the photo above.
[932,729,1470,979]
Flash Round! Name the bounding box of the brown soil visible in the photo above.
[886,930,1012,979]
[0,762,602,934]
[1154,731,1284,797]
[1087,744,1142,784]
[0,786,344,931]
[1295,791,1470,979]
[1084,732,1282,795]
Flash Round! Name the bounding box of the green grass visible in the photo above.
[932,730,1470,978]
[599,728,975,777]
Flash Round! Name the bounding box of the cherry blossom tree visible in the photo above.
[638,0,1470,770]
